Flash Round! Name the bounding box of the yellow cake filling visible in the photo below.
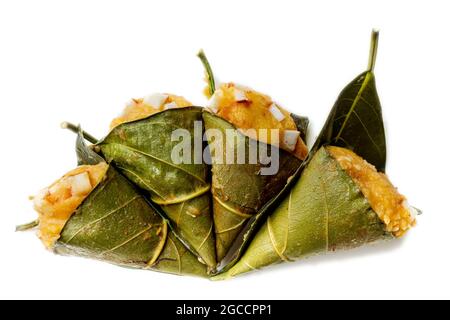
[206,83,308,160]
[110,93,192,129]
[327,146,416,237]
[33,163,109,248]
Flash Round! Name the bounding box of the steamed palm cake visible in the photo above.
[328,146,417,237]
[111,93,192,128]
[206,83,308,160]
[33,163,109,248]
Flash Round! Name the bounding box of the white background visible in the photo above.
[1,0,449,300]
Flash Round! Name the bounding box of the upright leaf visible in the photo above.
[312,30,386,171]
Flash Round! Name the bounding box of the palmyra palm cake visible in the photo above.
[198,51,309,262]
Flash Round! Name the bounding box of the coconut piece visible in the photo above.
[281,130,300,152]
[69,172,92,196]
[163,101,178,110]
[269,104,285,122]
[143,93,169,108]
[233,88,248,102]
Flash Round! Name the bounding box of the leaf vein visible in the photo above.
[65,195,141,244]
[106,143,207,184]
[352,109,383,158]
[335,73,372,142]
[100,225,153,255]
[216,219,246,234]
[198,223,213,250]
[267,217,289,262]
[318,175,330,252]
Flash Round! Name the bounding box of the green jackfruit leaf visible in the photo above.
[203,111,303,267]
[215,30,391,279]
[97,107,216,269]
[214,147,392,279]
[55,131,208,277]
[311,30,386,171]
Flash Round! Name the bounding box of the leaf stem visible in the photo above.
[16,219,39,232]
[61,122,98,144]
[197,49,216,96]
[367,29,380,72]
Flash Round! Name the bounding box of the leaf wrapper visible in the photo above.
[216,58,389,278]
[203,111,303,262]
[56,166,207,277]
[97,107,216,268]
[215,147,392,279]
[55,133,208,277]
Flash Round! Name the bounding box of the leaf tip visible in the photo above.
[197,48,205,58]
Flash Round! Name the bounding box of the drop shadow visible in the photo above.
[234,237,407,280]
